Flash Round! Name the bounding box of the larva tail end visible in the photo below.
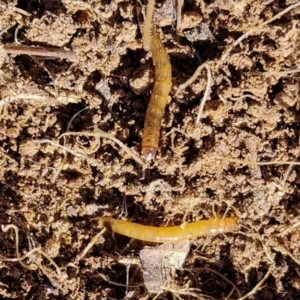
[142,147,157,162]
[144,44,151,52]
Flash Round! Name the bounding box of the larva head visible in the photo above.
[141,130,159,161]
[219,217,238,233]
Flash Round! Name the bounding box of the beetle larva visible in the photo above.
[97,217,238,243]
[141,27,172,161]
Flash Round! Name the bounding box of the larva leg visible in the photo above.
[142,28,172,161]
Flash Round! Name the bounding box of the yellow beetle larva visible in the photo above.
[141,27,172,161]
[96,217,238,243]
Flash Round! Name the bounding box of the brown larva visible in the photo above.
[141,27,172,161]
[96,217,238,243]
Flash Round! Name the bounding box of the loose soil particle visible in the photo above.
[0,0,300,299]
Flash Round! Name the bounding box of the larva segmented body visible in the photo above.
[97,217,238,243]
[142,28,172,161]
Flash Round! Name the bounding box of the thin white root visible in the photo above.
[193,267,242,298]
[253,69,300,76]
[0,247,61,274]
[219,2,300,65]
[0,282,8,288]
[35,129,145,167]
[0,94,46,107]
[282,152,299,187]
[273,245,300,267]
[161,279,206,300]
[215,156,300,167]
[178,62,213,124]
[276,220,300,237]
[237,268,272,300]
[75,228,106,263]
[98,272,143,288]
[59,130,145,166]
[143,0,155,51]
[51,107,90,183]
[0,224,64,293]
[0,224,61,275]
[1,224,29,270]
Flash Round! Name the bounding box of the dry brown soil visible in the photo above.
[0,0,300,299]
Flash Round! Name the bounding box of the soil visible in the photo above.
[0,0,300,299]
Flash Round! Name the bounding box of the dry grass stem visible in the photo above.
[3,44,76,60]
